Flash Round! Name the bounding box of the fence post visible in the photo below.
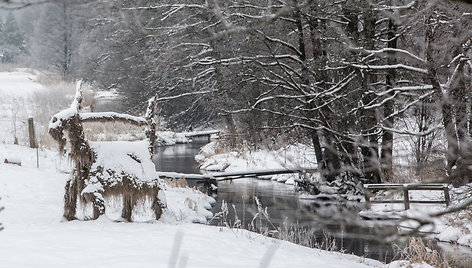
[365,194,371,209]
[444,186,450,207]
[403,186,410,210]
[28,117,36,148]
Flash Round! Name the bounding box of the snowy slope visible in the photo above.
[0,70,45,144]
[0,70,44,97]
[196,142,317,172]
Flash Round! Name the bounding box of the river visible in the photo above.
[154,142,408,263]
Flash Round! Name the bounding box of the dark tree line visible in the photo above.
[7,0,472,185]
[0,12,26,63]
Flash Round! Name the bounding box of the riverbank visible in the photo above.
[0,144,410,268]
[194,141,317,184]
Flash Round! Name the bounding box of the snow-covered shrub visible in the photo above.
[395,238,449,268]
[50,81,164,221]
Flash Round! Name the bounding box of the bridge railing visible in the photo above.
[364,183,450,210]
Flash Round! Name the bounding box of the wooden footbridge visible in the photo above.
[364,183,450,210]
[182,130,220,142]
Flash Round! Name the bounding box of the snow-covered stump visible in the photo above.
[49,81,165,222]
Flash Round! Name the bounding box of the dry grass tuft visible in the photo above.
[396,237,451,267]
[29,74,97,149]
[83,121,145,142]
[163,178,188,188]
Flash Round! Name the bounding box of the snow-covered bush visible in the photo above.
[49,81,164,221]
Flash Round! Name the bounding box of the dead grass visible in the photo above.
[396,237,451,267]
[83,122,145,142]
[163,178,188,188]
[28,74,97,149]
[391,161,445,184]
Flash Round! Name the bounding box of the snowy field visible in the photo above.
[0,70,45,144]
[0,145,393,268]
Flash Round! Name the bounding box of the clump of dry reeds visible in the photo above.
[51,81,163,222]
[395,237,450,267]
[163,178,188,188]
[83,121,145,142]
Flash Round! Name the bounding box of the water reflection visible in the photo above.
[154,143,203,174]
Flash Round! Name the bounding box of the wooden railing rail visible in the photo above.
[364,183,450,210]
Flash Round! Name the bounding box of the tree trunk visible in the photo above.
[425,27,458,178]
[380,19,397,182]
[360,5,381,184]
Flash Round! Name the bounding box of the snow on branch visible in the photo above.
[380,124,442,136]
[157,89,218,102]
[373,1,416,11]
[352,47,426,63]
[350,63,428,74]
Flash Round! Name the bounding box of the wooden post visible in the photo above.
[28,117,36,148]
[444,186,450,207]
[403,187,410,210]
[365,194,371,209]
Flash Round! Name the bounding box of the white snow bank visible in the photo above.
[157,131,190,146]
[95,88,120,99]
[195,142,317,173]
[0,163,385,268]
[161,186,215,224]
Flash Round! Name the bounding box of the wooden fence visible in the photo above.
[364,183,450,210]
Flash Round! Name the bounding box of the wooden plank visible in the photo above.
[157,168,317,182]
[213,168,317,180]
[370,200,447,204]
[365,185,446,191]
[365,185,446,189]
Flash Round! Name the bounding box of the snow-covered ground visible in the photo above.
[0,70,45,144]
[158,130,191,145]
[195,142,317,185]
[0,144,394,268]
